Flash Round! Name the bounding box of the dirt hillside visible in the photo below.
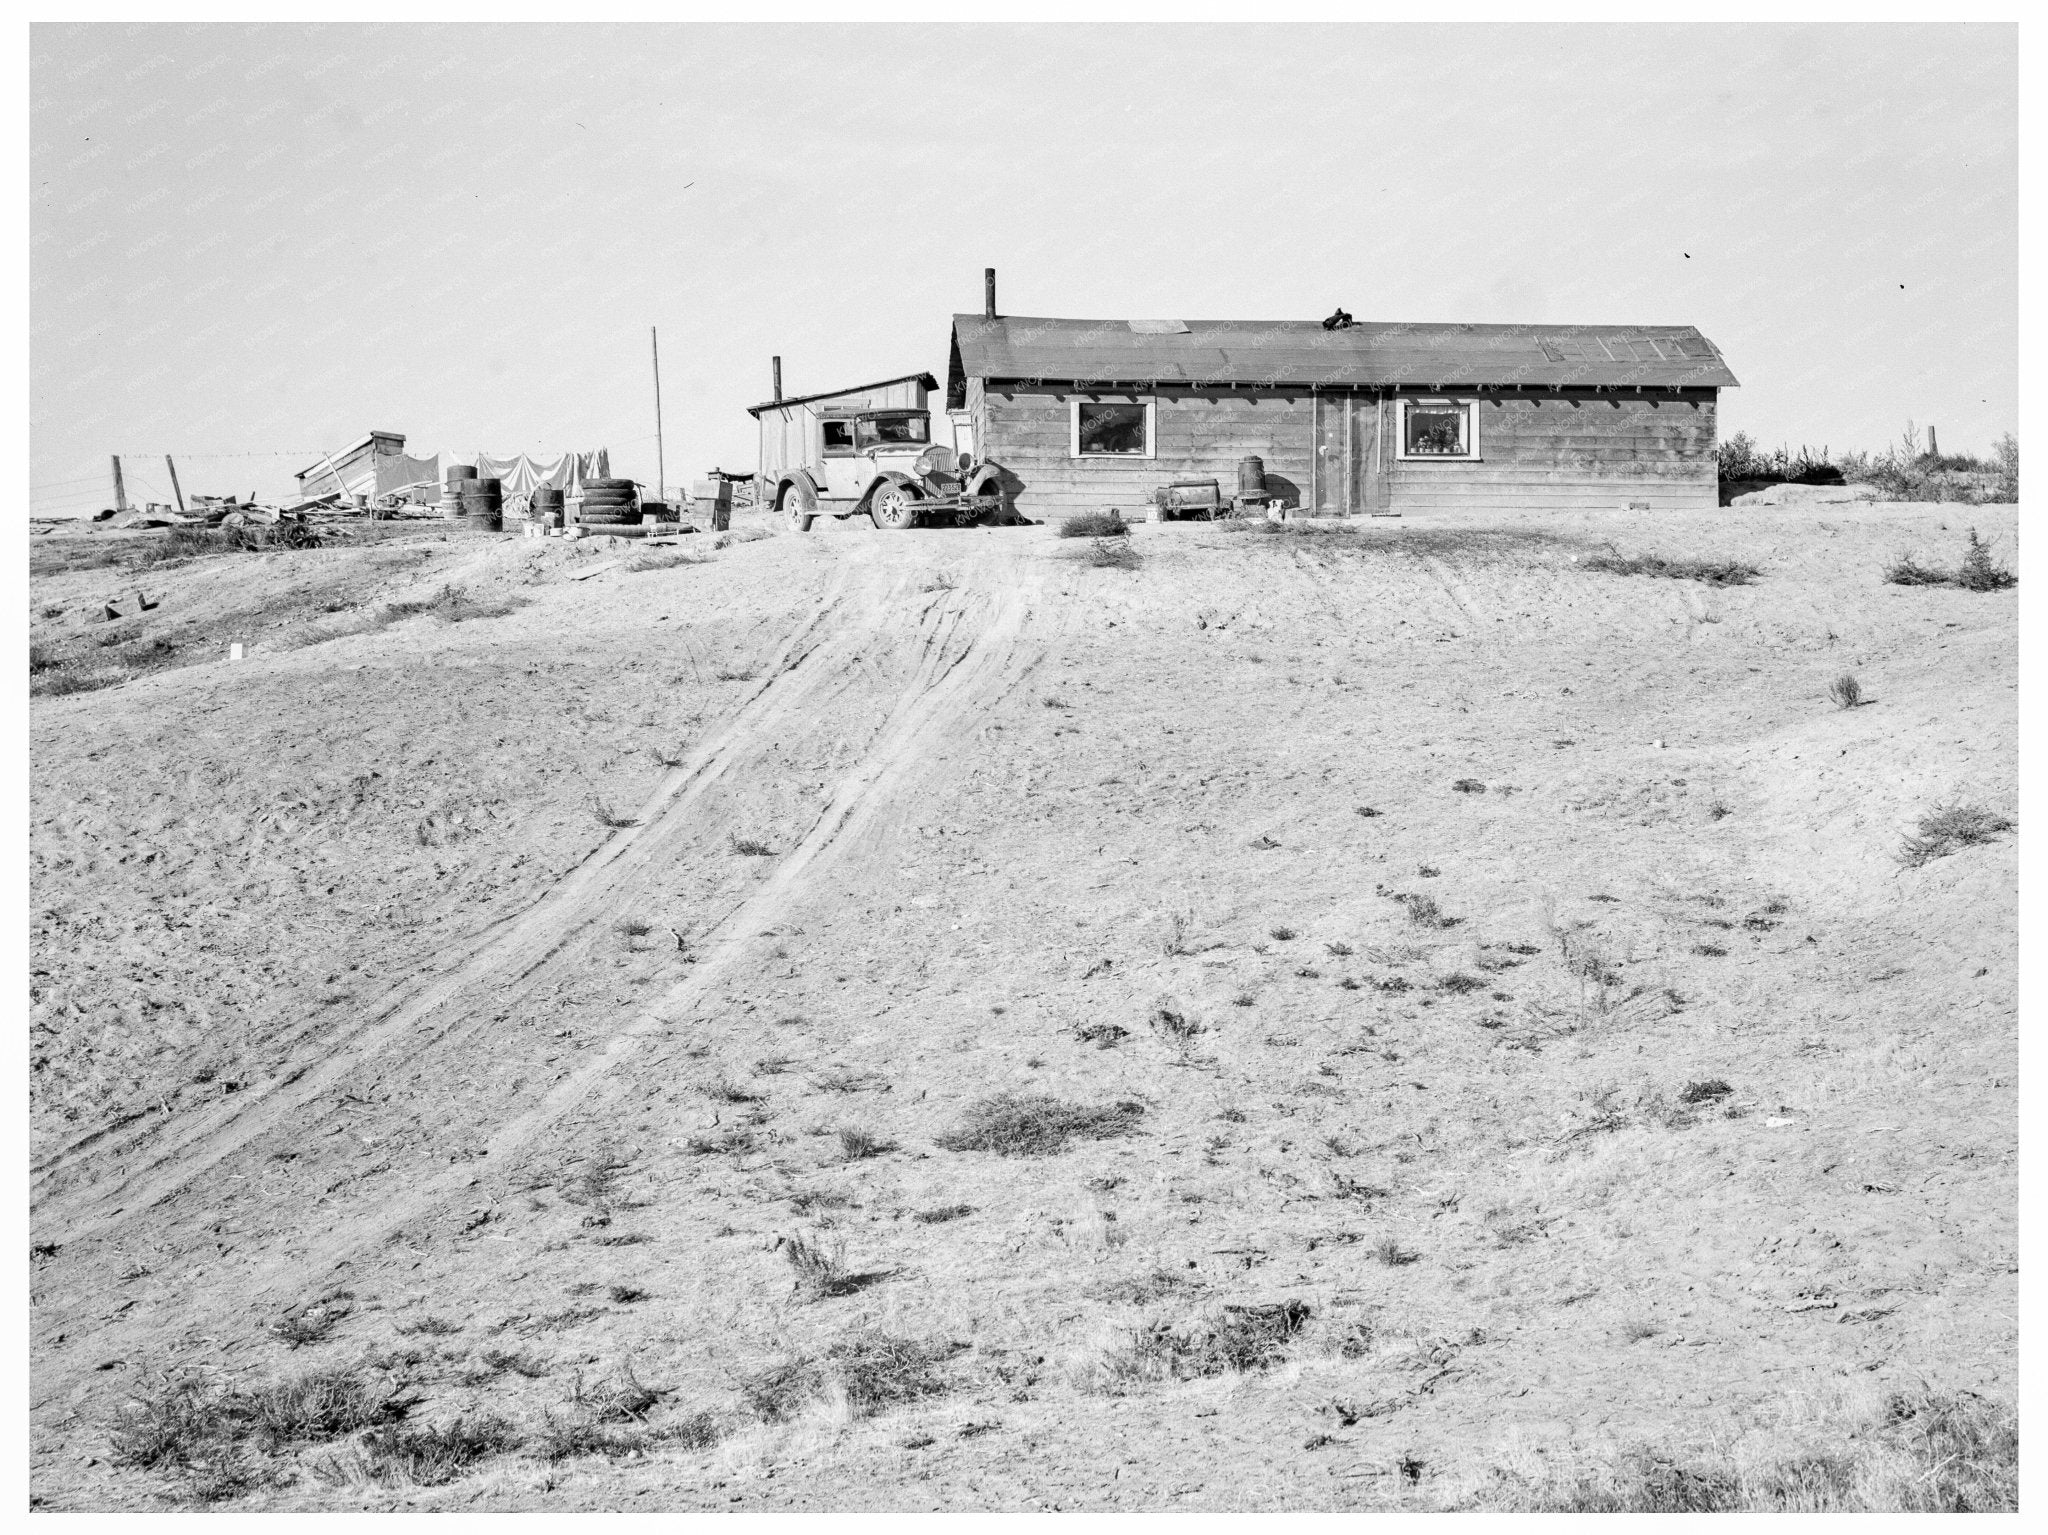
[28,504,2017,1510]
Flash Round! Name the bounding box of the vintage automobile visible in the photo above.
[772,408,1007,532]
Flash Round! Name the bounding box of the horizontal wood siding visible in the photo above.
[981,387,1314,516]
[1387,390,1717,513]
[973,382,1718,516]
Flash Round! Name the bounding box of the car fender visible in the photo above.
[779,471,822,510]
[861,470,923,508]
[963,464,1004,499]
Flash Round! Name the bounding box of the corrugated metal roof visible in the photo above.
[949,316,1737,389]
[746,371,939,419]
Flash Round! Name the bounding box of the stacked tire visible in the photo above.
[577,477,640,528]
[460,476,504,531]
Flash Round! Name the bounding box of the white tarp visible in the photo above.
[437,449,613,500]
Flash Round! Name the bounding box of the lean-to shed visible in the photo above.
[293,431,414,501]
[945,300,1737,518]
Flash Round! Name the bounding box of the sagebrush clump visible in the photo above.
[936,1093,1145,1156]
[1059,510,1128,539]
[1898,802,2014,867]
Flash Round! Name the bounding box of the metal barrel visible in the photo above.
[460,476,503,531]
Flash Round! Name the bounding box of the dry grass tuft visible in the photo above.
[836,1124,895,1162]
[1090,1268,1201,1306]
[1828,673,1863,710]
[700,1076,763,1105]
[109,1366,411,1502]
[1058,511,1128,539]
[1886,530,2016,591]
[345,1417,518,1488]
[780,1232,871,1301]
[1087,537,1141,570]
[1150,1005,1203,1046]
[1394,892,1459,929]
[740,1358,827,1422]
[828,1330,960,1415]
[1459,1391,2014,1512]
[1899,801,2013,867]
[1096,1301,1312,1390]
[383,585,528,624]
[395,1315,461,1337]
[1582,551,1760,585]
[267,1293,354,1348]
[1883,553,1950,586]
[936,1093,1146,1157]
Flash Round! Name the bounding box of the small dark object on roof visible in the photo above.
[1321,309,1355,331]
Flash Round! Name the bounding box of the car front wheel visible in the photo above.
[868,482,919,531]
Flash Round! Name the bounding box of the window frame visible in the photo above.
[819,415,858,458]
[1068,395,1157,460]
[1395,397,1481,462]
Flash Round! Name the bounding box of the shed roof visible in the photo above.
[294,431,405,480]
[746,371,939,419]
[949,316,1737,390]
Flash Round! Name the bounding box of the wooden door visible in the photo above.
[1312,393,1386,515]
[1311,393,1345,514]
[1351,393,1388,517]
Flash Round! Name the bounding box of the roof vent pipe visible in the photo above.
[985,268,997,320]
[772,356,782,404]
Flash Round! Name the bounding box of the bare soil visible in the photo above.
[28,504,2017,1510]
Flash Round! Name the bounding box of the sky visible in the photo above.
[29,22,2017,515]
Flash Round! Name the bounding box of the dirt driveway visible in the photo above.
[30,506,2017,1509]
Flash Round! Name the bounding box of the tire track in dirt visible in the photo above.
[32,564,863,1234]
[1422,554,1495,640]
[250,551,1056,1296]
[34,548,1053,1271]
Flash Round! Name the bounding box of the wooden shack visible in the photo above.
[749,369,939,505]
[946,297,1737,518]
[293,431,409,501]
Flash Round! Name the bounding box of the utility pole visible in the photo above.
[164,455,186,514]
[651,326,666,504]
[111,455,128,513]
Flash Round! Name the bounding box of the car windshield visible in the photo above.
[858,413,929,447]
